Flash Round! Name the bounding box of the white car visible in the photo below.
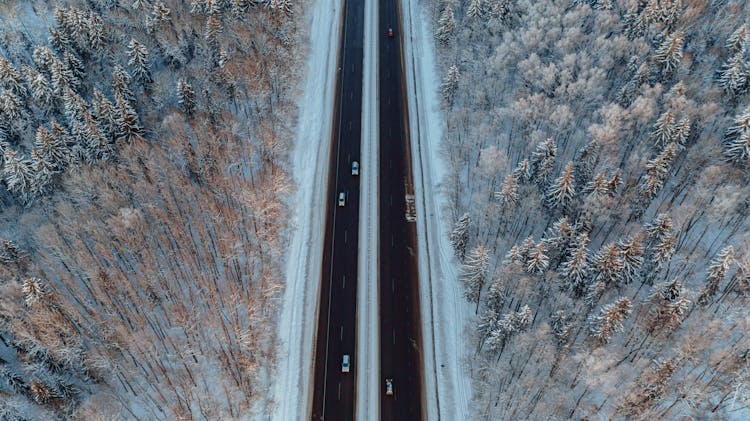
[385,378,393,396]
[338,192,346,207]
[342,354,350,373]
[351,161,359,176]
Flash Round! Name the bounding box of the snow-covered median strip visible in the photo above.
[401,1,473,419]
[272,1,342,420]
[357,0,379,418]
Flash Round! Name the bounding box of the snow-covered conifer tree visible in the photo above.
[654,31,684,75]
[177,78,197,116]
[560,233,590,297]
[619,235,645,285]
[485,277,504,312]
[651,111,675,148]
[114,93,144,142]
[719,51,748,96]
[26,67,54,112]
[467,0,483,20]
[112,65,136,107]
[92,88,118,140]
[34,126,69,172]
[546,161,576,210]
[63,52,85,85]
[3,149,34,203]
[646,277,690,332]
[450,213,471,261]
[529,137,556,189]
[593,242,624,287]
[723,106,750,164]
[589,297,632,344]
[697,245,734,305]
[512,158,532,184]
[128,39,152,85]
[585,171,610,197]
[608,169,622,196]
[435,6,456,44]
[495,172,519,209]
[673,117,691,147]
[726,24,748,53]
[526,241,549,275]
[441,64,459,103]
[460,245,490,311]
[640,142,677,201]
[0,58,26,97]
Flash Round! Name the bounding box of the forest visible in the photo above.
[0,0,301,418]
[431,0,750,418]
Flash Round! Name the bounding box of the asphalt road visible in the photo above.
[378,0,424,419]
[310,0,364,419]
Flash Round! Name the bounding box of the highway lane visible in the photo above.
[378,0,424,419]
[310,0,364,419]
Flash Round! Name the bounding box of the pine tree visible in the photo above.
[86,11,107,53]
[63,88,87,126]
[84,114,114,162]
[726,24,749,53]
[0,239,25,264]
[673,117,691,147]
[26,66,54,112]
[503,244,522,266]
[593,242,624,287]
[494,172,519,209]
[651,111,675,148]
[148,1,172,32]
[441,64,459,103]
[519,235,536,262]
[485,305,532,354]
[619,235,645,285]
[526,241,549,275]
[550,310,572,344]
[529,137,557,189]
[92,88,118,140]
[546,161,576,210]
[112,65,136,107]
[177,78,197,116]
[697,245,734,305]
[719,51,748,96]
[646,277,690,332]
[63,52,85,86]
[114,93,144,142]
[467,0,483,20]
[640,142,677,201]
[50,57,76,94]
[30,149,54,197]
[461,245,490,311]
[127,39,152,85]
[512,158,532,184]
[450,213,471,261]
[205,16,223,48]
[589,297,632,344]
[0,57,26,97]
[34,126,69,171]
[0,90,23,122]
[435,6,456,44]
[585,171,610,197]
[3,149,34,203]
[654,31,684,75]
[560,233,591,297]
[485,277,504,312]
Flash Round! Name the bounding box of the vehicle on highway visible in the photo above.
[351,161,359,176]
[387,27,394,38]
[385,378,394,396]
[338,192,346,207]
[342,354,350,373]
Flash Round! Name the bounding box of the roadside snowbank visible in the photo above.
[271,1,342,419]
[401,0,473,419]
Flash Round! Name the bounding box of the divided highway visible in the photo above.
[310,0,364,418]
[378,0,424,419]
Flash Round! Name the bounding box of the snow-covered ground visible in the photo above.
[273,0,471,419]
[356,0,380,417]
[401,0,473,419]
[271,0,342,419]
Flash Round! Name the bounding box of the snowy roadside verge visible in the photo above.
[271,1,343,419]
[357,0,380,418]
[401,1,473,419]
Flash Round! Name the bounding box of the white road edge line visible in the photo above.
[357,0,379,418]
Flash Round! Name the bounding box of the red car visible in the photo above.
[387,27,394,38]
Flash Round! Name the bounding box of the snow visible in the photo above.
[356,0,380,417]
[271,0,343,419]
[401,0,473,419]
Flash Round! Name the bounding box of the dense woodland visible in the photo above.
[0,0,301,418]
[432,0,750,418]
